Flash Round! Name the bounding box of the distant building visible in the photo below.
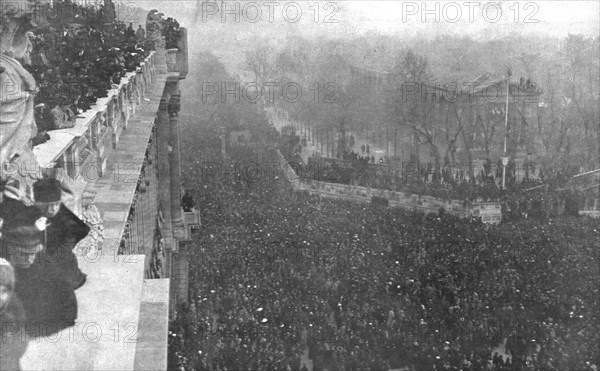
[348,66,542,166]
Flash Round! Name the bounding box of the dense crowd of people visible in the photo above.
[23,0,151,131]
[162,17,183,49]
[19,0,182,137]
[168,114,599,370]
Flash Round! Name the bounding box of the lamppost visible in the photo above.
[501,68,512,190]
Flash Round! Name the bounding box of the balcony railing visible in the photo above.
[31,26,189,198]
[31,52,157,212]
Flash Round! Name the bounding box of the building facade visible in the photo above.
[15,21,193,371]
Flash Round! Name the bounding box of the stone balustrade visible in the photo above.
[299,179,502,224]
[276,149,503,224]
[31,52,157,215]
[12,24,191,371]
[579,198,600,218]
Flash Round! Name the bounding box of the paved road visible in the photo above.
[265,106,393,164]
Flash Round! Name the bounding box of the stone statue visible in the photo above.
[0,0,41,201]
[146,10,165,50]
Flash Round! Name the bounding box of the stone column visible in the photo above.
[168,92,184,236]
[155,47,168,75]
[156,98,173,277]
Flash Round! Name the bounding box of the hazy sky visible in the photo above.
[125,0,598,78]
[135,0,599,38]
[342,1,600,37]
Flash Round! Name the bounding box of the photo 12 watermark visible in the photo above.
[1,321,139,344]
[200,81,341,104]
[198,1,340,24]
[400,80,542,104]
[400,1,539,24]
[1,0,142,26]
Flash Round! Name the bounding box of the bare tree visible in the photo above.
[243,46,271,84]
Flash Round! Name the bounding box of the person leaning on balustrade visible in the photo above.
[33,178,90,290]
[47,98,76,131]
[1,0,43,201]
[0,206,78,337]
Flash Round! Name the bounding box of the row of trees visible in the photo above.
[243,33,599,186]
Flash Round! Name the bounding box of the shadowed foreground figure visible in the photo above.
[0,257,29,371]
[0,208,78,337]
[33,178,90,290]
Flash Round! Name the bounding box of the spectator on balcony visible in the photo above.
[47,99,76,131]
[0,209,78,337]
[33,179,90,290]
[1,257,29,371]
[182,190,195,212]
[126,23,135,38]
[136,25,146,40]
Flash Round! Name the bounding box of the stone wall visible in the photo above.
[580,198,600,218]
[299,179,502,223]
[276,150,502,224]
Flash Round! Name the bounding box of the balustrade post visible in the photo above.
[119,86,128,130]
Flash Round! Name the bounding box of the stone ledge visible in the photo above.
[133,279,170,371]
[20,254,146,371]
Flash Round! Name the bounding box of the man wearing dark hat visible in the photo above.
[33,178,89,290]
[0,210,78,337]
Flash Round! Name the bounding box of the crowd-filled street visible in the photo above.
[0,1,598,370]
[159,2,600,369]
[168,114,599,371]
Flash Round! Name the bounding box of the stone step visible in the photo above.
[20,254,146,371]
[133,279,170,371]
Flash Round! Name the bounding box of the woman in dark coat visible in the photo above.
[33,178,90,290]
[1,210,78,338]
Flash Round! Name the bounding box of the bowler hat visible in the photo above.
[0,207,44,252]
[1,224,43,251]
[33,178,62,203]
